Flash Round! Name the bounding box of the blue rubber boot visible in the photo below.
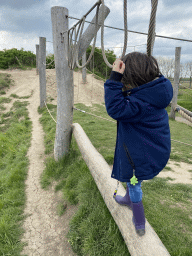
[114,184,132,210]
[132,200,146,236]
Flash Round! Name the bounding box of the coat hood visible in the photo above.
[123,75,173,109]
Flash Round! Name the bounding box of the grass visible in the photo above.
[0,71,192,255]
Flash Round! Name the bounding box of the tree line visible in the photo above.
[0,48,36,69]
[0,47,192,83]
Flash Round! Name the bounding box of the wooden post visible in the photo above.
[39,37,46,109]
[36,44,39,75]
[72,122,171,256]
[51,7,73,161]
[169,47,181,120]
[82,52,87,83]
[51,5,110,161]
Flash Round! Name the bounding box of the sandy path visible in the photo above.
[1,69,78,256]
[0,68,192,255]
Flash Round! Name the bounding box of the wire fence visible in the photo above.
[41,13,192,148]
[44,70,192,148]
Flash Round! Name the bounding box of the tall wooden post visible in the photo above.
[36,44,39,75]
[51,5,110,161]
[82,52,87,84]
[51,7,73,161]
[169,47,181,120]
[39,37,46,109]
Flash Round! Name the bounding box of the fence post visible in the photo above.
[36,44,39,75]
[169,47,181,120]
[51,7,74,161]
[51,5,110,161]
[39,37,46,109]
[82,52,87,83]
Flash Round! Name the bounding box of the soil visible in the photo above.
[0,68,192,255]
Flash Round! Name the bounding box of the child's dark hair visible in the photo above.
[120,52,162,91]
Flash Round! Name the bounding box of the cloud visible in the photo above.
[0,31,39,53]
[0,1,52,35]
[0,0,47,10]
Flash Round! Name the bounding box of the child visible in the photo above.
[104,52,173,236]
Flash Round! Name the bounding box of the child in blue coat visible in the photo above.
[104,52,173,236]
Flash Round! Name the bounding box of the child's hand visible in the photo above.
[112,58,125,74]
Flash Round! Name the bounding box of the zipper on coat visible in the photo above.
[123,143,135,170]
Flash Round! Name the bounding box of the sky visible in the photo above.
[0,0,192,75]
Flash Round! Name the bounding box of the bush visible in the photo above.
[0,48,36,70]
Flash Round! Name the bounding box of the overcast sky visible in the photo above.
[0,0,192,67]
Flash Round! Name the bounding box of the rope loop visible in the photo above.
[101,0,128,68]
[67,1,101,70]
[75,4,100,69]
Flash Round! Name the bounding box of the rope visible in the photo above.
[147,0,158,56]
[73,107,116,123]
[75,4,100,69]
[67,1,101,70]
[43,59,55,68]
[101,0,128,68]
[72,107,192,147]
[43,75,192,148]
[177,109,192,123]
[44,100,57,123]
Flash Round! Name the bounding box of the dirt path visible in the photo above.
[0,68,192,255]
[1,69,78,256]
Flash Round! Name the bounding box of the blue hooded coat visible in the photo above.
[104,71,173,182]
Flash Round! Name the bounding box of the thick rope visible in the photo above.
[67,1,101,70]
[101,0,128,68]
[68,0,158,69]
[147,0,158,56]
[177,109,192,123]
[75,4,100,69]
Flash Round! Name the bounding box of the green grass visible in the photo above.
[0,75,32,255]
[0,72,192,255]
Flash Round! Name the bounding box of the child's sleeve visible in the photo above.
[104,71,146,122]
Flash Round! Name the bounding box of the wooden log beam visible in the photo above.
[72,122,171,256]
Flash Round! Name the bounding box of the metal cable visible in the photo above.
[67,16,192,43]
[43,99,192,147]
